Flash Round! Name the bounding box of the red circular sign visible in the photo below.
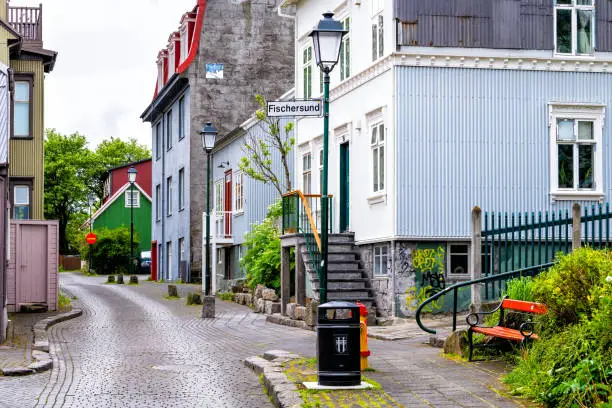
[86,233,97,245]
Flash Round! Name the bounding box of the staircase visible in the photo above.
[300,233,377,314]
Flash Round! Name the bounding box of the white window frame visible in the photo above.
[166,110,173,150]
[549,104,604,201]
[14,81,31,138]
[447,243,470,280]
[168,47,176,76]
[178,168,185,210]
[157,61,163,91]
[302,153,312,194]
[340,16,351,81]
[155,184,161,221]
[13,185,30,219]
[302,45,313,99]
[370,121,385,194]
[373,244,389,277]
[554,0,595,56]
[180,26,189,63]
[167,176,173,216]
[371,13,384,61]
[214,180,223,213]
[178,96,185,140]
[234,171,244,214]
[125,189,141,208]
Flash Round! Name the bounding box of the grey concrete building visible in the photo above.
[141,0,294,283]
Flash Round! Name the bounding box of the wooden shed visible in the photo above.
[7,220,59,312]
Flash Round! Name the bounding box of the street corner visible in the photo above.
[245,350,401,408]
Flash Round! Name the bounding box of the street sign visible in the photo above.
[86,232,97,245]
[267,100,322,118]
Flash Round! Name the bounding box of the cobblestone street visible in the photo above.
[0,273,528,407]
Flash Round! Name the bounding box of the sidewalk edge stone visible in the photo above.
[1,308,82,377]
[244,350,303,408]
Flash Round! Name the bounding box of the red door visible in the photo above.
[151,241,158,281]
[224,170,232,237]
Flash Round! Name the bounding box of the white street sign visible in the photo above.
[267,100,323,118]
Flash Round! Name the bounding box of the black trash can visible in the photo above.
[317,301,361,386]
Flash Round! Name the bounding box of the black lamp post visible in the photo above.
[200,122,217,318]
[88,193,95,272]
[309,12,347,304]
[128,166,137,278]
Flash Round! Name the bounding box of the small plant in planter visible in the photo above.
[129,275,139,285]
[106,275,116,284]
[117,274,125,284]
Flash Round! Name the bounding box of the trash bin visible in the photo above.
[317,301,361,386]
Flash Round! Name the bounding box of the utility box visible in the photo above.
[317,301,361,386]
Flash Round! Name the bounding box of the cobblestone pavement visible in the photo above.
[0,273,529,407]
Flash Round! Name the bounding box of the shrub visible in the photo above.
[81,227,140,275]
[504,276,535,302]
[241,201,282,291]
[505,248,612,407]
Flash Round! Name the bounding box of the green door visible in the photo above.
[339,142,350,232]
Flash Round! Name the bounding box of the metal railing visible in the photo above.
[415,263,554,334]
[7,5,43,45]
[213,211,233,239]
[282,190,333,293]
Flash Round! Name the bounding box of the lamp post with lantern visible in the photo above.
[88,193,95,272]
[309,11,347,304]
[200,122,217,318]
[127,165,138,278]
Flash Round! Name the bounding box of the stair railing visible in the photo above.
[282,190,333,294]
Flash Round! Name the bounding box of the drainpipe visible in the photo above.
[161,115,166,281]
[390,238,396,318]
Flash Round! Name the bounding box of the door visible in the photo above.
[224,170,232,237]
[339,142,350,232]
[17,224,47,305]
[166,241,172,281]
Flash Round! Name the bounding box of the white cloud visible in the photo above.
[11,0,197,149]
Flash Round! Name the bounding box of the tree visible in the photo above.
[44,130,94,253]
[239,95,294,196]
[89,137,150,202]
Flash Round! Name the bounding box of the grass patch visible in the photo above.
[58,292,72,310]
[283,358,401,407]
[163,295,181,300]
[218,292,235,302]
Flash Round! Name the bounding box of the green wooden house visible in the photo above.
[89,183,152,253]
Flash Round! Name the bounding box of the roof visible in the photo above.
[83,182,152,228]
[107,158,152,173]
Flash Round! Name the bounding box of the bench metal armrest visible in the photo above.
[519,321,537,338]
[466,310,498,327]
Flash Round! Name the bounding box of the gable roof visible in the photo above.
[83,182,152,228]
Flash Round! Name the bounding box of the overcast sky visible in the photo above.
[11,0,199,149]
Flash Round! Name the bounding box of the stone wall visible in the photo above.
[186,0,295,280]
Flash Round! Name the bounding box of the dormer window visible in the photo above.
[180,25,189,63]
[554,0,594,56]
[168,47,175,76]
[157,60,163,91]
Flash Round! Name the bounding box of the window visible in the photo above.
[373,245,388,276]
[179,237,185,264]
[371,122,385,192]
[217,248,222,264]
[155,122,162,160]
[340,17,351,81]
[554,0,594,55]
[234,171,244,213]
[372,14,384,61]
[13,77,32,138]
[550,105,604,200]
[448,244,469,277]
[125,189,141,208]
[302,153,312,194]
[166,110,173,150]
[180,28,189,62]
[156,184,161,221]
[12,185,30,219]
[166,241,173,280]
[178,96,185,140]
[303,46,312,99]
[215,180,223,212]
[157,61,163,91]
[166,176,173,216]
[178,168,185,210]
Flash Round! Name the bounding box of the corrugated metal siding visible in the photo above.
[395,66,612,238]
[0,30,12,65]
[9,59,45,219]
[394,0,612,50]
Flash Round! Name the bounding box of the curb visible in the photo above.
[265,313,315,332]
[243,350,303,408]
[1,308,82,376]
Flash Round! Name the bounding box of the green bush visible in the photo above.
[505,248,612,407]
[241,201,282,291]
[81,227,140,275]
[504,276,536,302]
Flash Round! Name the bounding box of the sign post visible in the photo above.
[267,100,323,118]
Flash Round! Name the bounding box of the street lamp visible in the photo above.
[88,193,95,272]
[128,165,137,280]
[310,12,347,304]
[200,121,217,318]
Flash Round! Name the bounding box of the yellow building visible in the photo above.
[0,1,56,220]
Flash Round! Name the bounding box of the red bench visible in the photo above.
[466,296,548,361]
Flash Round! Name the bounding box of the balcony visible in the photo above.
[7,4,43,47]
[212,211,233,245]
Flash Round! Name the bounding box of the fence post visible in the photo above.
[572,203,581,251]
[471,206,482,311]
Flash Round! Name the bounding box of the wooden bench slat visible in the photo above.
[472,326,540,342]
[501,298,547,314]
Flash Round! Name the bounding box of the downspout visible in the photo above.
[161,117,166,281]
[391,11,398,319]
[390,238,396,318]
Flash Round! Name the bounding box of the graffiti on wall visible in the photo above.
[405,246,446,311]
